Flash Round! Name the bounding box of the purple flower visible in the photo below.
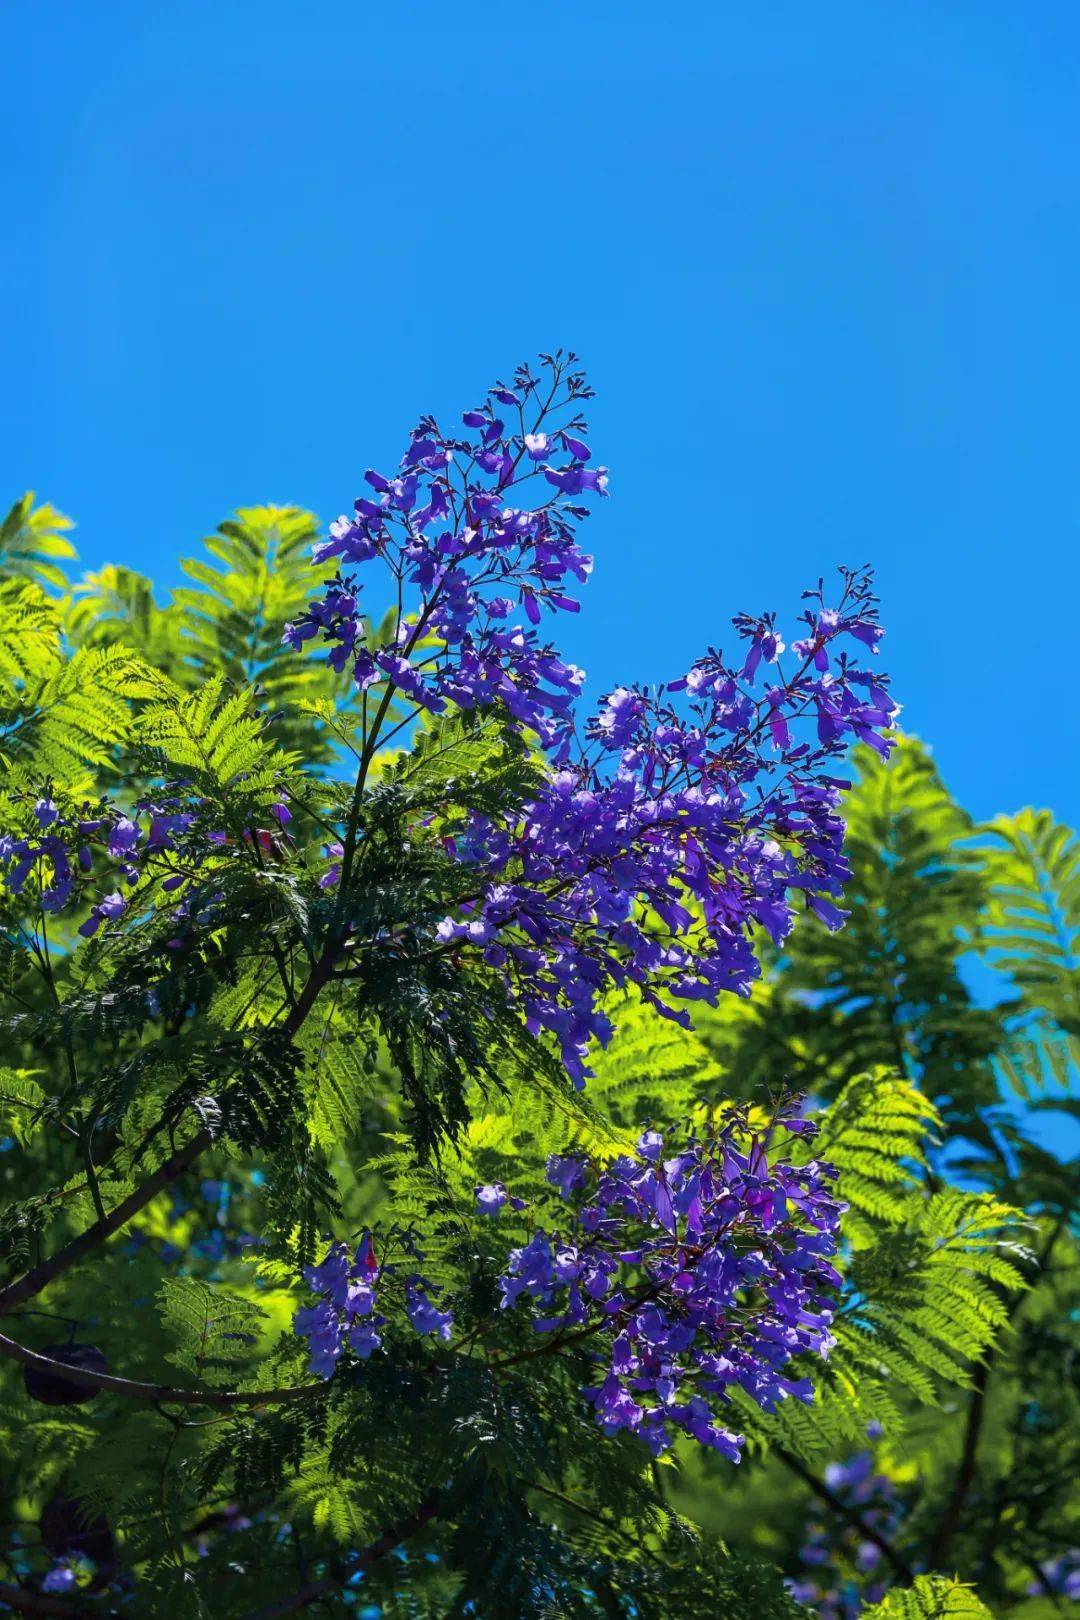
[319,842,344,889]
[499,1232,558,1310]
[546,1154,587,1199]
[585,1373,643,1436]
[78,890,127,938]
[405,1281,453,1341]
[809,895,848,931]
[42,1563,79,1595]
[107,816,140,859]
[348,1318,384,1359]
[294,1297,343,1377]
[475,1182,508,1215]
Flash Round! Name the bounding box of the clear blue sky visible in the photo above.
[3,1,1078,827]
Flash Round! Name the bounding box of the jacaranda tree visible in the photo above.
[678,738,1079,1618]
[0,355,1059,1617]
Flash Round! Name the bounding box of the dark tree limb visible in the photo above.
[927,1215,1066,1568]
[0,1581,98,1615]
[0,1330,323,1410]
[924,1356,991,1569]
[0,939,339,1320]
[243,1492,441,1620]
[0,1129,212,1317]
[774,1445,915,1584]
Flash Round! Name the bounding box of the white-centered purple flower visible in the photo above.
[475,1182,508,1215]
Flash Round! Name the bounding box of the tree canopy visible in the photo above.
[0,358,1075,1618]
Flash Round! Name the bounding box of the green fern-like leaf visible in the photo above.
[741,1071,1028,1459]
[0,492,76,591]
[698,739,1004,1131]
[136,672,295,807]
[975,808,1080,1097]
[812,1067,941,1238]
[174,505,351,761]
[0,1067,45,1149]
[157,1277,267,1388]
[65,563,182,672]
[0,582,155,778]
[861,1574,994,1618]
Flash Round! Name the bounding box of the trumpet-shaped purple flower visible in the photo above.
[497,1105,845,1462]
[405,1280,454,1341]
[42,1561,80,1595]
[293,1297,343,1378]
[78,890,127,939]
[475,1182,508,1215]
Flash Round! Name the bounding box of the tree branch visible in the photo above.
[0,1129,212,1317]
[243,1492,441,1619]
[0,1582,96,1616]
[774,1446,915,1585]
[924,1356,991,1570]
[0,938,339,1319]
[0,1330,324,1410]
[927,1215,1065,1567]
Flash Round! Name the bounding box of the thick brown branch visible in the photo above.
[0,1129,212,1317]
[0,1331,323,1410]
[924,1356,991,1569]
[927,1215,1066,1568]
[0,942,338,1319]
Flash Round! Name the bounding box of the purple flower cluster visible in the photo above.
[1029,1552,1080,1600]
[0,789,292,944]
[432,574,897,1082]
[0,795,148,927]
[291,1112,843,1463]
[787,1442,905,1617]
[285,355,899,1084]
[283,355,598,753]
[495,1110,844,1462]
[293,1231,455,1376]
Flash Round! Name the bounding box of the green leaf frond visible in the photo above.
[974,807,1080,1097]
[861,1575,994,1618]
[135,671,296,808]
[0,491,76,592]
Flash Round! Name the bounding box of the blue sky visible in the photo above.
[3,1,1078,827]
